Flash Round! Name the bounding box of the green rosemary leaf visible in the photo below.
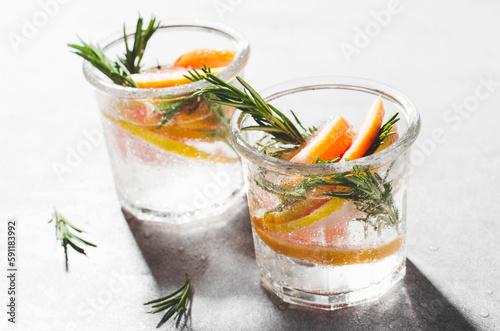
[69,16,161,88]
[366,112,400,155]
[68,40,137,87]
[145,273,191,328]
[314,157,341,164]
[120,15,160,74]
[188,66,309,146]
[49,209,96,271]
[322,165,399,227]
[156,96,202,129]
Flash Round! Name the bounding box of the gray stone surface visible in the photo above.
[1,0,499,330]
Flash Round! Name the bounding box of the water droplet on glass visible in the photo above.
[178,246,185,252]
[389,324,395,329]
[278,303,287,310]
[143,230,152,239]
[420,302,428,308]
[480,311,489,318]
[486,289,493,295]
[429,245,439,251]
[201,255,207,261]
[141,269,150,275]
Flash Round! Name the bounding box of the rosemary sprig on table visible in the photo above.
[49,209,96,271]
[68,39,137,87]
[186,66,307,145]
[144,273,191,328]
[120,16,160,74]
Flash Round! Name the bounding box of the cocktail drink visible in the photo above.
[229,77,420,309]
[79,20,249,223]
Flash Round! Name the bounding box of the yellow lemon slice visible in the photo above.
[264,197,347,234]
[109,116,238,164]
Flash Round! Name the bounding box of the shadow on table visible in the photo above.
[123,207,476,331]
[263,260,476,331]
[122,200,254,288]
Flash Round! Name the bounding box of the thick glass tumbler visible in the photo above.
[230,77,420,310]
[83,22,249,223]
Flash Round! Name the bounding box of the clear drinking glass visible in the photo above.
[230,76,420,310]
[83,21,249,223]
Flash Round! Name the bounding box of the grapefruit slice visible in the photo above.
[289,116,354,164]
[165,102,219,130]
[253,216,403,266]
[107,115,237,163]
[131,66,227,89]
[263,197,347,234]
[174,48,236,69]
[119,100,162,125]
[342,96,385,161]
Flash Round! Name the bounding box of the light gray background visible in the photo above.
[1,1,499,330]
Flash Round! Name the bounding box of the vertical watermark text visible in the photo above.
[6,219,17,324]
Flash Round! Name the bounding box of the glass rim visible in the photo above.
[230,76,421,175]
[82,20,250,98]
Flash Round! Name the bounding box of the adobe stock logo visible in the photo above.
[52,128,104,181]
[339,0,404,63]
[213,0,244,20]
[409,75,499,174]
[7,0,72,53]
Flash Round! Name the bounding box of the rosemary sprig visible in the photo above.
[315,156,340,164]
[257,165,398,228]
[366,113,400,155]
[255,174,306,201]
[145,273,192,328]
[120,16,160,74]
[186,67,399,228]
[68,16,161,87]
[68,39,137,87]
[321,165,398,227]
[156,96,202,129]
[196,95,232,145]
[49,209,96,271]
[186,66,307,145]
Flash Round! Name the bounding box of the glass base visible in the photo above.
[118,187,245,224]
[255,234,405,311]
[260,264,405,310]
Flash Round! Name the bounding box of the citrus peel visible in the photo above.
[254,216,404,266]
[342,96,385,161]
[262,197,347,234]
[107,115,238,163]
[132,66,227,89]
[174,48,236,69]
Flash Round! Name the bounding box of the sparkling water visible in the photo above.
[102,116,244,223]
